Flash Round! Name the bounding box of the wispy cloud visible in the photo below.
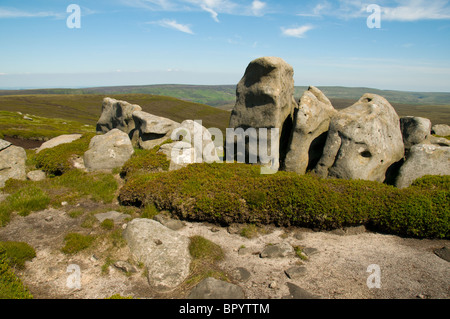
[0,7,64,19]
[281,25,314,38]
[150,19,194,34]
[251,0,266,16]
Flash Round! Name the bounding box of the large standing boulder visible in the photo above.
[122,218,191,292]
[96,97,142,135]
[36,134,82,154]
[157,141,197,171]
[400,116,432,150]
[284,86,337,174]
[313,94,404,182]
[83,129,134,172]
[131,111,180,150]
[228,57,297,170]
[395,144,450,188]
[432,124,450,137]
[0,141,27,187]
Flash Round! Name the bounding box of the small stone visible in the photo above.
[344,225,366,235]
[23,116,33,121]
[27,170,46,182]
[434,247,450,262]
[260,242,294,258]
[61,201,68,206]
[238,247,250,255]
[154,239,163,245]
[114,261,138,273]
[210,227,220,233]
[302,247,319,257]
[232,267,251,282]
[95,211,127,223]
[285,266,307,279]
[284,283,320,299]
[269,281,277,289]
[45,216,53,222]
[188,277,245,299]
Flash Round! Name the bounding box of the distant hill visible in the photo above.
[1,84,450,107]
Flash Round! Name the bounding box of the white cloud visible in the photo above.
[382,0,450,21]
[152,19,194,34]
[251,0,266,16]
[200,4,219,22]
[281,25,314,38]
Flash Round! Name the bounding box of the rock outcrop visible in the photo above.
[0,140,27,187]
[83,129,134,172]
[284,86,336,174]
[36,134,82,154]
[313,94,404,182]
[122,218,191,292]
[228,57,297,169]
[395,144,450,188]
[432,124,450,137]
[131,111,180,150]
[96,97,142,135]
[400,116,431,150]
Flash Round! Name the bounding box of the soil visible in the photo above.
[2,136,45,150]
[0,203,448,300]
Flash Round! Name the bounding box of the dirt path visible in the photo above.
[1,206,448,300]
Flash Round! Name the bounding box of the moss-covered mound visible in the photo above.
[119,163,449,239]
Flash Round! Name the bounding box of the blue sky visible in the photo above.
[1,0,450,91]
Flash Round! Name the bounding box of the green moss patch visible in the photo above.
[0,248,33,299]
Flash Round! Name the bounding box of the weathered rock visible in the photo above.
[285,266,307,279]
[432,124,450,137]
[96,97,142,135]
[260,242,294,258]
[171,120,220,164]
[83,129,134,172]
[283,283,320,299]
[157,141,197,171]
[0,139,11,151]
[114,261,138,273]
[228,57,297,170]
[400,116,432,150]
[313,94,404,182]
[395,143,450,188]
[434,247,450,262]
[188,277,245,299]
[26,170,46,182]
[132,111,180,150]
[36,134,82,154]
[153,213,185,231]
[428,135,450,147]
[95,211,128,223]
[231,267,251,282]
[0,144,27,188]
[122,218,191,292]
[284,86,336,174]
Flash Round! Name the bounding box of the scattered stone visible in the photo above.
[227,223,244,235]
[0,144,27,188]
[434,247,450,262]
[395,143,450,188]
[231,267,251,282]
[314,94,404,182]
[284,86,337,174]
[123,218,191,292]
[114,261,138,273]
[284,283,320,299]
[96,97,142,135]
[132,110,180,150]
[23,115,33,121]
[284,266,307,279]
[36,134,82,154]
[84,129,134,172]
[269,281,277,289]
[188,277,245,299]
[400,116,432,150]
[302,247,319,256]
[238,247,250,255]
[210,227,220,233]
[26,170,46,182]
[44,216,53,222]
[153,213,185,231]
[260,242,294,258]
[61,201,68,206]
[432,124,450,137]
[95,211,128,223]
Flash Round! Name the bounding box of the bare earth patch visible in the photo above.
[0,208,448,299]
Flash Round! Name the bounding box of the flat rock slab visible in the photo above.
[123,218,191,292]
[285,266,307,279]
[434,247,450,262]
[27,170,46,182]
[94,211,128,223]
[231,267,251,282]
[188,277,245,299]
[36,134,82,154]
[260,242,294,258]
[283,283,320,299]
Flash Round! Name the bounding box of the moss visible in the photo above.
[0,242,36,269]
[0,248,33,299]
[100,219,114,230]
[189,236,224,262]
[119,162,450,239]
[105,294,133,299]
[61,233,95,255]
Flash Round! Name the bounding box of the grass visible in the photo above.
[0,241,36,269]
[0,248,33,299]
[119,163,449,239]
[61,233,95,255]
[120,147,170,179]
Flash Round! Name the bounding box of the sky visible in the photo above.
[1,0,450,92]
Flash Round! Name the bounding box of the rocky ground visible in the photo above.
[0,202,448,300]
